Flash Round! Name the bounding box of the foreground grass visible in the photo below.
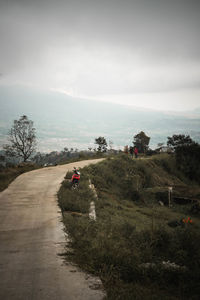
[58,154,200,299]
[0,163,40,192]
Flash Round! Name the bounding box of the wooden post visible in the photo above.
[136,176,139,191]
[168,187,173,208]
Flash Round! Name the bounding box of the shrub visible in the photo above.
[58,172,95,214]
[175,143,200,183]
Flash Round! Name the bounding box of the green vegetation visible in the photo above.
[58,170,94,213]
[58,154,200,299]
[175,143,200,184]
[0,163,39,191]
[167,134,194,149]
[95,136,108,152]
[133,131,150,153]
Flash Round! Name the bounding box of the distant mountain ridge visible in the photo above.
[0,85,200,152]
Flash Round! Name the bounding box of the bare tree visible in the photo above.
[3,115,36,162]
[109,140,114,150]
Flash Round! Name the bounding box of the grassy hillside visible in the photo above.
[0,163,39,192]
[58,154,200,299]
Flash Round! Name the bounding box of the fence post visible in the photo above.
[168,187,173,208]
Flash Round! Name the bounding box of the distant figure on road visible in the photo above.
[134,147,138,158]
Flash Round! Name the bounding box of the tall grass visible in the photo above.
[58,154,200,299]
[58,171,96,213]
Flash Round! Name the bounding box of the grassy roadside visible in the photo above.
[0,163,40,192]
[58,154,200,299]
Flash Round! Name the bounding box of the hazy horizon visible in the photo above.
[0,86,200,153]
[1,83,200,113]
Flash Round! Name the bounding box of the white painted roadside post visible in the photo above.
[89,179,97,221]
[89,201,96,221]
[168,187,173,208]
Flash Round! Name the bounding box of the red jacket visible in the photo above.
[72,174,80,181]
[134,148,138,154]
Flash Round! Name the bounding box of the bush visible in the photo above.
[175,143,200,183]
[58,178,94,213]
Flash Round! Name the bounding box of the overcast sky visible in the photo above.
[0,0,200,111]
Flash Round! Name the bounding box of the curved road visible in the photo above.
[0,159,105,300]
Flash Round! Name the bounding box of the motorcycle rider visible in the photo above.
[71,167,80,186]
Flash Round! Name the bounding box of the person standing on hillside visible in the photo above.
[134,147,138,158]
[129,146,134,158]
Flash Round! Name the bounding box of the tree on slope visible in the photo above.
[4,115,37,162]
[167,134,200,183]
[95,136,108,152]
[133,131,150,153]
[175,142,200,183]
[167,134,194,150]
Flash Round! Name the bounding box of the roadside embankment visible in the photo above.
[58,154,200,300]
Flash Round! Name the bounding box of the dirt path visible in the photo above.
[0,159,105,300]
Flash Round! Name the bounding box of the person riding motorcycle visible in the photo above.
[71,167,80,186]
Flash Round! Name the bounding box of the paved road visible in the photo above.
[0,159,105,300]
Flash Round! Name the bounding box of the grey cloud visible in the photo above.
[1,0,200,57]
[0,0,200,94]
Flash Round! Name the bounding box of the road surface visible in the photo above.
[0,159,105,300]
